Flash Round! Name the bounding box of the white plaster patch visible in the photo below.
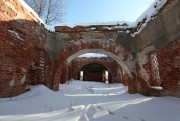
[21,68,27,73]
[9,79,15,87]
[115,46,120,53]
[178,81,180,86]
[139,67,149,82]
[7,30,23,41]
[31,62,35,66]
[105,42,110,48]
[74,41,81,46]
[138,45,155,82]
[117,53,124,60]
[8,67,12,72]
[137,82,141,92]
[40,63,44,66]
[21,75,26,84]
[125,54,135,72]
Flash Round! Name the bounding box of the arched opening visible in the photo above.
[77,63,111,83]
[68,52,121,84]
[53,42,136,93]
[67,49,132,77]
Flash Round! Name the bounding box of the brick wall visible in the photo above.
[135,0,180,97]
[135,41,180,97]
[0,0,51,97]
[157,41,180,97]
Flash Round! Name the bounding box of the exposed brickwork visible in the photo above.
[135,41,180,97]
[122,74,129,86]
[157,41,180,97]
[53,40,133,90]
[135,0,180,97]
[60,61,68,84]
[0,0,51,97]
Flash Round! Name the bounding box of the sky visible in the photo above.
[64,0,154,24]
[78,53,107,58]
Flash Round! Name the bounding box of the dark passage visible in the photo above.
[78,63,109,83]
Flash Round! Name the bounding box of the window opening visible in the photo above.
[150,52,161,85]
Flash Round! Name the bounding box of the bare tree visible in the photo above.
[24,0,65,25]
[59,0,65,23]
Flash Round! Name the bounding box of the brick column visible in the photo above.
[60,61,69,84]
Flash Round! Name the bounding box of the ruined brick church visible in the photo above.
[0,0,179,98]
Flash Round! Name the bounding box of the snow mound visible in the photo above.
[29,85,55,95]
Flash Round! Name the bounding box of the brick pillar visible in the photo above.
[135,61,150,95]
[138,79,150,96]
[60,61,68,84]
[122,73,129,86]
[51,62,62,91]
[68,64,72,80]
[128,78,136,94]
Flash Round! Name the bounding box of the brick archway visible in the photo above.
[52,40,136,92]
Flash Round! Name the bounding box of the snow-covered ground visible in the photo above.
[0,80,180,121]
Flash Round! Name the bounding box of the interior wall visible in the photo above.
[0,0,52,97]
[135,0,180,97]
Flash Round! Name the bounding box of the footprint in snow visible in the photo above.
[123,116,129,119]
[96,105,114,115]
[108,110,114,115]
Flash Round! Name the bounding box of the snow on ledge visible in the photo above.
[150,86,163,90]
[56,0,168,36]
[56,21,133,28]
[131,0,167,37]
[17,0,168,34]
